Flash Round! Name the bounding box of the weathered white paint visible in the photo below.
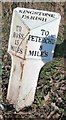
[7,7,61,111]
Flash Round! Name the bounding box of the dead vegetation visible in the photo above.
[0,2,66,120]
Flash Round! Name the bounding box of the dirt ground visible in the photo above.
[0,2,66,120]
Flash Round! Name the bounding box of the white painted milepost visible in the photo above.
[7,7,61,111]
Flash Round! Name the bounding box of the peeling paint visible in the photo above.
[7,7,61,111]
[13,65,16,72]
[20,62,24,80]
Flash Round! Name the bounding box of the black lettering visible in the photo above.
[31,36,35,41]
[22,15,24,18]
[11,45,14,51]
[51,37,55,44]
[11,45,17,51]
[41,29,45,36]
[13,32,16,38]
[11,45,23,54]
[17,47,23,54]
[48,38,52,44]
[37,51,40,56]
[42,38,47,43]
[20,48,23,54]
[29,50,48,57]
[45,31,49,36]
[13,32,23,39]
[16,26,22,32]
[30,16,35,20]
[34,51,37,56]
[41,51,48,57]
[44,18,47,22]
[22,10,26,14]
[16,26,19,31]
[19,10,22,13]
[28,35,55,45]
[41,29,49,36]
[28,35,30,41]
[26,15,29,19]
[15,40,19,45]
[29,50,35,56]
[19,9,55,18]
[19,33,23,39]
[39,45,43,50]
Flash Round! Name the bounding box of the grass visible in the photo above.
[1,2,66,119]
